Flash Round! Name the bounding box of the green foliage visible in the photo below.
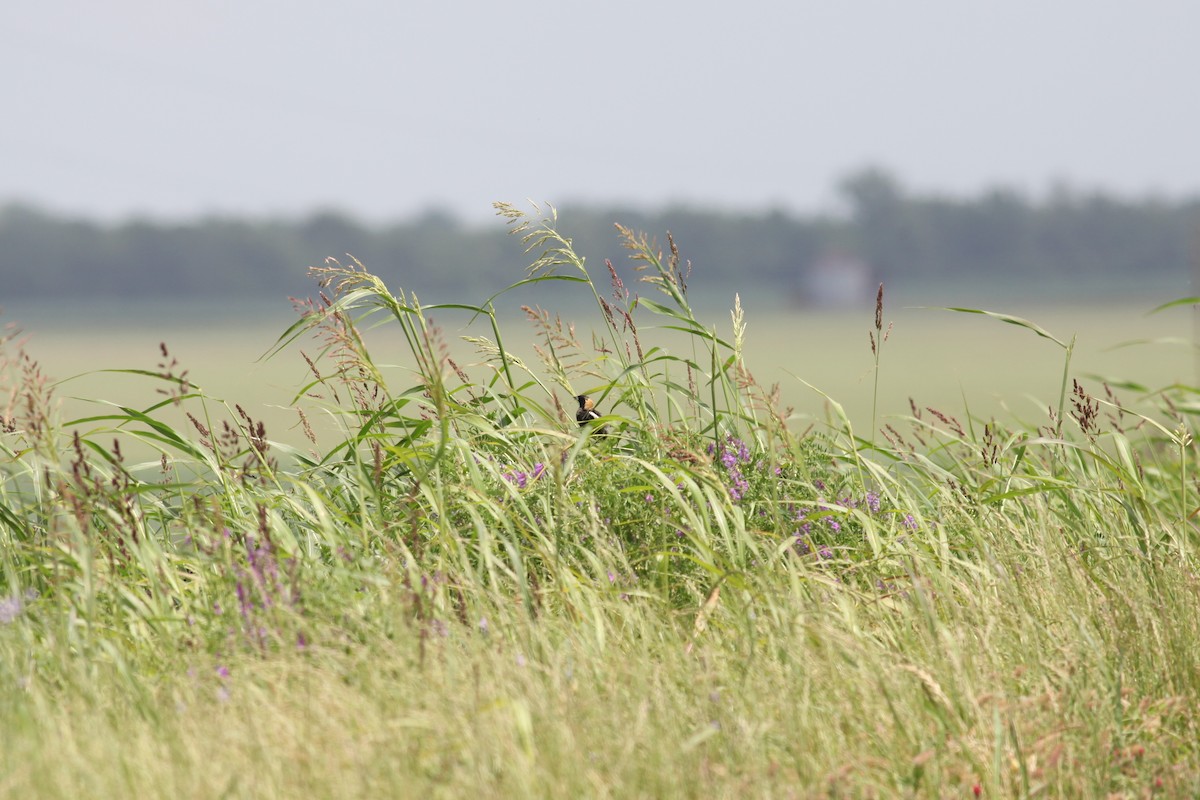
[3,168,1196,304]
[3,207,1200,796]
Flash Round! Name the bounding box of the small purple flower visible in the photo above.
[734,475,748,497]
[235,580,251,620]
[501,467,530,488]
[216,665,231,680]
[826,518,841,532]
[645,493,654,503]
[818,545,834,560]
[902,513,917,530]
[866,492,881,514]
[0,593,27,624]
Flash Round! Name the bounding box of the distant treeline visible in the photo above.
[3,169,1198,305]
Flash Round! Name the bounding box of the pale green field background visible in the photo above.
[5,297,1196,453]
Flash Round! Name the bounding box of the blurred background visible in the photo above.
[3,1,1199,436]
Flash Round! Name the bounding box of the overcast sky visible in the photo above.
[4,1,1198,223]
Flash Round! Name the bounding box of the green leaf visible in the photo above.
[926,306,1066,348]
[1148,296,1200,315]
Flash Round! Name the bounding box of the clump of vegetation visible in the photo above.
[2,204,1199,797]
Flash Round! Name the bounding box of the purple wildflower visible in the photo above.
[235,580,251,622]
[726,467,749,501]
[0,587,32,623]
[0,594,24,624]
[866,492,881,514]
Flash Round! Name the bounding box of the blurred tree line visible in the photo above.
[2,168,1197,305]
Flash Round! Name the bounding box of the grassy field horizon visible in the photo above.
[6,292,1194,451]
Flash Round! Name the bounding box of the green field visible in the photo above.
[10,295,1195,451]
[4,214,1200,798]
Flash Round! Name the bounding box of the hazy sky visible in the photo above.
[4,1,1198,223]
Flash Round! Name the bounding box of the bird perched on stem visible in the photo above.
[576,394,608,437]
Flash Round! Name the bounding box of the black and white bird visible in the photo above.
[576,394,608,437]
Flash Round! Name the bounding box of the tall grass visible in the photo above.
[2,205,1199,797]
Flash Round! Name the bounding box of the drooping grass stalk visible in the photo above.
[932,305,1080,498]
[493,203,639,394]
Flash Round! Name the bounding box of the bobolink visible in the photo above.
[576,394,608,437]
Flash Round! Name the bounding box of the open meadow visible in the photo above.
[9,294,1194,453]
[3,210,1200,798]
